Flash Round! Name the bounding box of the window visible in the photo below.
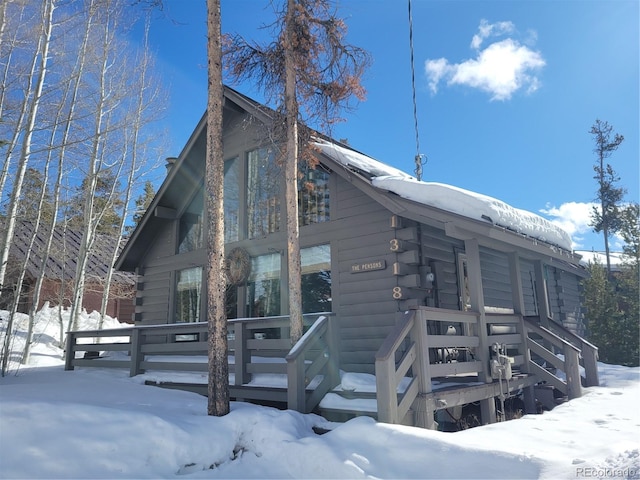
[247,148,281,238]
[175,267,202,323]
[246,253,281,317]
[177,188,204,253]
[301,244,331,313]
[224,157,240,243]
[299,167,330,226]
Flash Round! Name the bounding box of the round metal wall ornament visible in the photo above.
[226,247,251,285]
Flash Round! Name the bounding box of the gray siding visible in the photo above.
[135,223,175,325]
[332,176,399,373]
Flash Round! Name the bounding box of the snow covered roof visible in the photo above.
[314,140,573,252]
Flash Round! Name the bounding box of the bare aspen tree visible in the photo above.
[0,0,56,376]
[225,0,369,344]
[22,2,96,357]
[98,15,166,329]
[67,0,133,332]
[0,0,55,290]
[206,0,230,417]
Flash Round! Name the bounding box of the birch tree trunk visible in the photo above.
[67,0,120,333]
[98,15,164,329]
[0,0,55,289]
[0,0,56,376]
[24,0,94,355]
[206,0,229,417]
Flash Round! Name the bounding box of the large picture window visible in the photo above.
[224,157,240,243]
[247,253,281,317]
[301,244,331,313]
[175,267,202,323]
[177,188,204,253]
[299,167,330,226]
[247,148,281,239]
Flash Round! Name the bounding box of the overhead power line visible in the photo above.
[408,0,427,181]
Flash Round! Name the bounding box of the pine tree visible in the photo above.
[205,0,229,416]
[127,180,155,234]
[17,168,54,224]
[224,0,369,343]
[583,203,640,367]
[589,119,625,276]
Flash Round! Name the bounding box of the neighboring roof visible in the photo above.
[575,251,626,269]
[9,221,133,285]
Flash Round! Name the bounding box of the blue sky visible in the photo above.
[137,0,638,253]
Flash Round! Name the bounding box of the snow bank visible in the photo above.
[1,307,639,479]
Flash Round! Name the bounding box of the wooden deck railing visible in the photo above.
[375,306,595,428]
[523,318,582,400]
[286,315,340,413]
[65,313,338,412]
[525,315,599,387]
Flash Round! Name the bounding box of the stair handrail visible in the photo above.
[524,315,599,387]
[375,310,429,427]
[286,314,339,413]
[523,318,582,399]
[541,316,599,387]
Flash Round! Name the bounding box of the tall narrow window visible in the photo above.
[247,148,281,238]
[299,167,330,226]
[247,253,281,317]
[175,267,202,323]
[301,244,331,313]
[224,157,240,243]
[177,187,204,253]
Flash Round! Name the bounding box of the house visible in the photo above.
[2,221,135,321]
[104,86,597,428]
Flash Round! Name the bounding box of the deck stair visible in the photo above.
[65,307,598,430]
[364,306,597,429]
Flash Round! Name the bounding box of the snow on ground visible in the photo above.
[1,307,639,479]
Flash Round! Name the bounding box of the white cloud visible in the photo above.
[425,57,452,94]
[540,201,596,249]
[470,19,515,50]
[425,20,545,101]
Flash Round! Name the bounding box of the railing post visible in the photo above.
[287,354,306,412]
[564,344,582,399]
[375,355,398,424]
[235,321,250,385]
[326,315,340,388]
[412,308,435,429]
[64,332,76,371]
[582,346,599,387]
[129,328,142,377]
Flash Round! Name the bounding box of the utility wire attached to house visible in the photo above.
[408,0,427,181]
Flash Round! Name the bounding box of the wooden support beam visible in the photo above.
[154,206,177,219]
[464,239,496,425]
[508,252,536,414]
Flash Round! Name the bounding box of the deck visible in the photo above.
[65,307,599,429]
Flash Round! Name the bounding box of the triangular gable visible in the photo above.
[117,86,581,271]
